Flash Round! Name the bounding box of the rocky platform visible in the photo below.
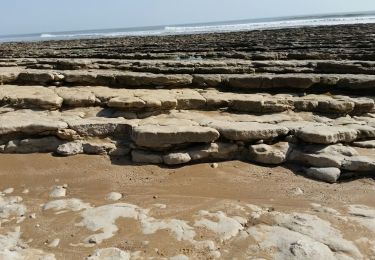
[1,24,375,183]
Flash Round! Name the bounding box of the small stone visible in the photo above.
[210,163,219,168]
[56,141,83,156]
[3,188,14,194]
[88,238,97,244]
[29,213,36,219]
[291,187,304,195]
[105,192,122,201]
[305,167,341,183]
[35,224,40,228]
[48,238,60,248]
[49,186,67,198]
[163,152,191,165]
[22,189,29,194]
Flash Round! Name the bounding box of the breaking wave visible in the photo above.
[2,12,375,42]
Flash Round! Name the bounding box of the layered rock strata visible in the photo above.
[1,24,375,182]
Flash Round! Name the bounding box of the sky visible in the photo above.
[1,0,375,35]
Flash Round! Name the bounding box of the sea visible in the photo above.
[1,11,375,43]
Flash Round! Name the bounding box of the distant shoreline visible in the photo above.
[1,11,375,43]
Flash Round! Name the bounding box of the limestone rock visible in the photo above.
[4,137,63,153]
[0,85,63,110]
[206,121,289,142]
[289,144,359,169]
[249,142,292,165]
[188,142,239,160]
[305,167,341,183]
[193,74,222,87]
[0,110,67,136]
[17,70,57,84]
[87,247,130,260]
[56,129,81,141]
[56,141,83,156]
[66,117,133,138]
[116,72,193,87]
[223,74,320,89]
[82,141,116,155]
[63,71,97,85]
[55,87,97,107]
[131,125,219,148]
[163,152,191,165]
[352,140,375,148]
[296,126,358,144]
[108,96,146,109]
[342,156,375,172]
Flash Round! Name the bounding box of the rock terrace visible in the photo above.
[1,24,375,183]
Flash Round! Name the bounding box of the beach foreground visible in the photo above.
[0,154,374,259]
[0,24,374,259]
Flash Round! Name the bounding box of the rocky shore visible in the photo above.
[1,24,375,183]
[0,24,375,259]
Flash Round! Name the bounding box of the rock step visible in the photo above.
[0,108,374,182]
[3,58,375,75]
[1,108,375,147]
[0,85,373,115]
[3,68,375,91]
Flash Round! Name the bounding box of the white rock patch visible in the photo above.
[270,212,362,259]
[77,203,196,244]
[0,227,56,260]
[3,188,14,194]
[194,210,246,241]
[49,186,67,198]
[248,224,337,260]
[87,247,130,260]
[0,194,27,224]
[348,204,375,232]
[170,254,189,260]
[43,198,91,214]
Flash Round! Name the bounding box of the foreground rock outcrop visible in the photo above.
[1,24,375,183]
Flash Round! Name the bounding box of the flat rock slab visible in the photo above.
[249,142,292,165]
[0,85,63,109]
[0,110,67,136]
[296,126,359,144]
[131,125,220,148]
[205,121,289,141]
[305,167,341,183]
[223,74,320,89]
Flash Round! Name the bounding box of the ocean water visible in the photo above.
[1,11,375,43]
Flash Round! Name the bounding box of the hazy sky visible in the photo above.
[1,0,375,35]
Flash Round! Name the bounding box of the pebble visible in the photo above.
[22,189,30,194]
[291,187,304,195]
[211,163,219,169]
[105,192,123,201]
[48,238,60,248]
[3,188,14,194]
[29,213,36,219]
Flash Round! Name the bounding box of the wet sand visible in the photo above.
[0,154,374,259]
